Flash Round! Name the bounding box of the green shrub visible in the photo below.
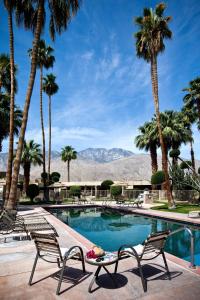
[151,171,165,185]
[101,180,114,190]
[169,149,180,158]
[110,186,122,197]
[51,176,60,183]
[41,172,48,179]
[26,184,39,202]
[51,172,61,180]
[69,185,81,197]
[180,161,192,169]
[198,167,200,175]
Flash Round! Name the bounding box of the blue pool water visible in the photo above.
[49,207,200,266]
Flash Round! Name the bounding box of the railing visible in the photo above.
[169,226,195,268]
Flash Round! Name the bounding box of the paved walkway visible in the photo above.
[0,206,200,300]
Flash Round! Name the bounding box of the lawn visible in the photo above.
[152,203,200,214]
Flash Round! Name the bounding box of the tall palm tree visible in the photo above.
[4,1,19,202]
[183,77,200,129]
[4,1,35,203]
[135,3,173,207]
[0,93,22,152]
[20,140,43,193]
[6,1,80,210]
[61,146,77,182]
[135,120,158,175]
[43,73,59,179]
[28,40,55,190]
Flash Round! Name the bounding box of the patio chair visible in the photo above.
[115,230,171,292]
[29,232,85,295]
[124,198,143,208]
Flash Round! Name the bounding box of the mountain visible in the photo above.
[1,148,200,182]
[77,148,134,163]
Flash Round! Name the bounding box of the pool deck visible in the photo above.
[1,205,200,299]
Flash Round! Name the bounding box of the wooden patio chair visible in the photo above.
[115,230,171,292]
[29,232,86,295]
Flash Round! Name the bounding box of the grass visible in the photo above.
[152,202,200,214]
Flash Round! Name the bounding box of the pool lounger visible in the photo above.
[188,211,200,218]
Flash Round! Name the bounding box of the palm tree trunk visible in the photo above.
[149,143,158,175]
[67,160,70,182]
[48,95,51,180]
[151,55,173,207]
[40,64,46,189]
[190,140,196,172]
[5,0,44,210]
[23,163,30,193]
[197,99,200,127]
[5,8,15,204]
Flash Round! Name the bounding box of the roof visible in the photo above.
[50,180,151,188]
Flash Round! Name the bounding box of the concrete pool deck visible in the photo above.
[0,206,200,299]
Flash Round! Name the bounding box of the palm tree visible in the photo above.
[0,93,22,152]
[135,120,158,175]
[43,73,59,179]
[181,107,197,171]
[135,3,173,207]
[4,1,18,202]
[28,40,55,190]
[160,111,191,155]
[20,140,43,193]
[183,77,200,129]
[6,1,80,210]
[0,54,17,93]
[61,146,77,182]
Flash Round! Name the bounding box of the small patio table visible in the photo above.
[85,252,118,293]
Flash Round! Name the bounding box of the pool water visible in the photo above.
[49,207,200,266]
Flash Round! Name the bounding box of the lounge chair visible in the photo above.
[0,209,27,235]
[29,232,85,295]
[0,209,58,238]
[123,198,143,208]
[115,230,171,292]
[188,211,200,218]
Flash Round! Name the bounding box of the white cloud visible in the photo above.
[81,51,94,61]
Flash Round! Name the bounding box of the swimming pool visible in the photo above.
[49,207,200,266]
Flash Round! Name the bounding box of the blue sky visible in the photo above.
[1,0,200,158]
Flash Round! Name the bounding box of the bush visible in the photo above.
[26,184,39,202]
[151,171,165,185]
[41,172,48,179]
[169,149,180,158]
[69,185,81,197]
[198,167,200,175]
[110,186,122,198]
[52,176,60,183]
[180,161,192,169]
[51,172,61,180]
[101,180,114,190]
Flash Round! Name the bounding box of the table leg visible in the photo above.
[103,266,118,287]
[88,266,101,293]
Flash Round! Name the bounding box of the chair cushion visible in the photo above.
[123,244,144,256]
[60,247,80,259]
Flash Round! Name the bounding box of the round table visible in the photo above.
[85,252,118,293]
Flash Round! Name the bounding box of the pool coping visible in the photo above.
[41,205,200,276]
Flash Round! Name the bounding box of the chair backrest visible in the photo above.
[142,230,170,257]
[31,232,62,261]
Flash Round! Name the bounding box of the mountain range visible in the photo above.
[0,148,199,182]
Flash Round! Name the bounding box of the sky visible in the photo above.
[0,0,200,158]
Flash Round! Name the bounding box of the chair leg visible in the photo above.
[57,258,61,268]
[29,253,39,285]
[114,260,119,273]
[161,251,171,280]
[56,259,67,295]
[79,248,86,273]
[138,261,147,292]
